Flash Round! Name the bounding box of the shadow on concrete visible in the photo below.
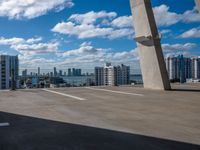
[0,111,199,150]
[171,89,200,92]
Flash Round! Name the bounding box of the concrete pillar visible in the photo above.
[195,0,200,12]
[130,0,171,90]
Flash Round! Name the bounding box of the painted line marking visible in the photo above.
[42,89,86,101]
[85,87,144,97]
[0,122,10,127]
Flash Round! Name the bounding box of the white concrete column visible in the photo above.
[195,0,200,12]
[130,0,171,90]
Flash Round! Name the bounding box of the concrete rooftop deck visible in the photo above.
[0,84,200,150]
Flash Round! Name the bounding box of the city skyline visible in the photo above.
[0,0,199,74]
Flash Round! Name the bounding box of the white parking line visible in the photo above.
[0,122,10,127]
[42,89,86,101]
[85,87,144,97]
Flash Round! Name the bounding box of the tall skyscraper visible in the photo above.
[184,58,192,79]
[95,67,104,86]
[59,70,63,76]
[53,67,57,77]
[68,68,72,76]
[22,69,27,77]
[0,55,19,89]
[72,68,76,76]
[179,55,186,83]
[38,67,40,76]
[192,57,200,79]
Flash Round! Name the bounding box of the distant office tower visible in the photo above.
[76,69,82,76]
[184,58,192,79]
[50,72,53,77]
[95,63,130,86]
[59,70,63,76]
[192,57,200,79]
[22,69,27,77]
[95,67,104,86]
[72,68,76,76]
[68,68,72,76]
[53,67,57,77]
[38,67,40,76]
[0,55,19,89]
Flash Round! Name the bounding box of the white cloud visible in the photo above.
[179,26,200,38]
[111,16,133,28]
[153,5,200,26]
[0,36,59,57]
[52,11,134,39]
[162,43,197,51]
[0,37,25,45]
[0,0,74,20]
[69,11,117,25]
[60,43,138,66]
[182,7,200,23]
[153,5,181,26]
[160,29,172,35]
[11,42,59,55]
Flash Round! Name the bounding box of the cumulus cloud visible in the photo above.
[11,42,59,55]
[0,37,24,45]
[48,42,139,69]
[179,26,200,38]
[153,5,182,26]
[111,16,133,28]
[0,0,74,20]
[162,43,197,51]
[153,5,200,26]
[0,36,59,57]
[52,11,134,39]
[69,11,117,25]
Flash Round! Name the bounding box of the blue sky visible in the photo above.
[0,0,199,74]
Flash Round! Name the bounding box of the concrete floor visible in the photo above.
[0,83,200,150]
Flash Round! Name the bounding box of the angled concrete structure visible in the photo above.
[130,0,171,90]
[195,0,200,12]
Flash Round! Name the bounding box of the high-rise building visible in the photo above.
[95,63,130,86]
[116,64,130,85]
[22,69,27,77]
[165,55,200,82]
[72,68,76,76]
[165,57,180,81]
[192,57,200,79]
[104,63,116,86]
[184,58,192,79]
[59,70,63,76]
[95,67,104,86]
[76,69,82,76]
[0,55,19,89]
[53,67,57,77]
[38,67,40,76]
[68,68,72,76]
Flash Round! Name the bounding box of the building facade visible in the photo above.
[165,55,200,83]
[0,55,19,89]
[95,67,104,86]
[192,57,200,79]
[95,63,130,86]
